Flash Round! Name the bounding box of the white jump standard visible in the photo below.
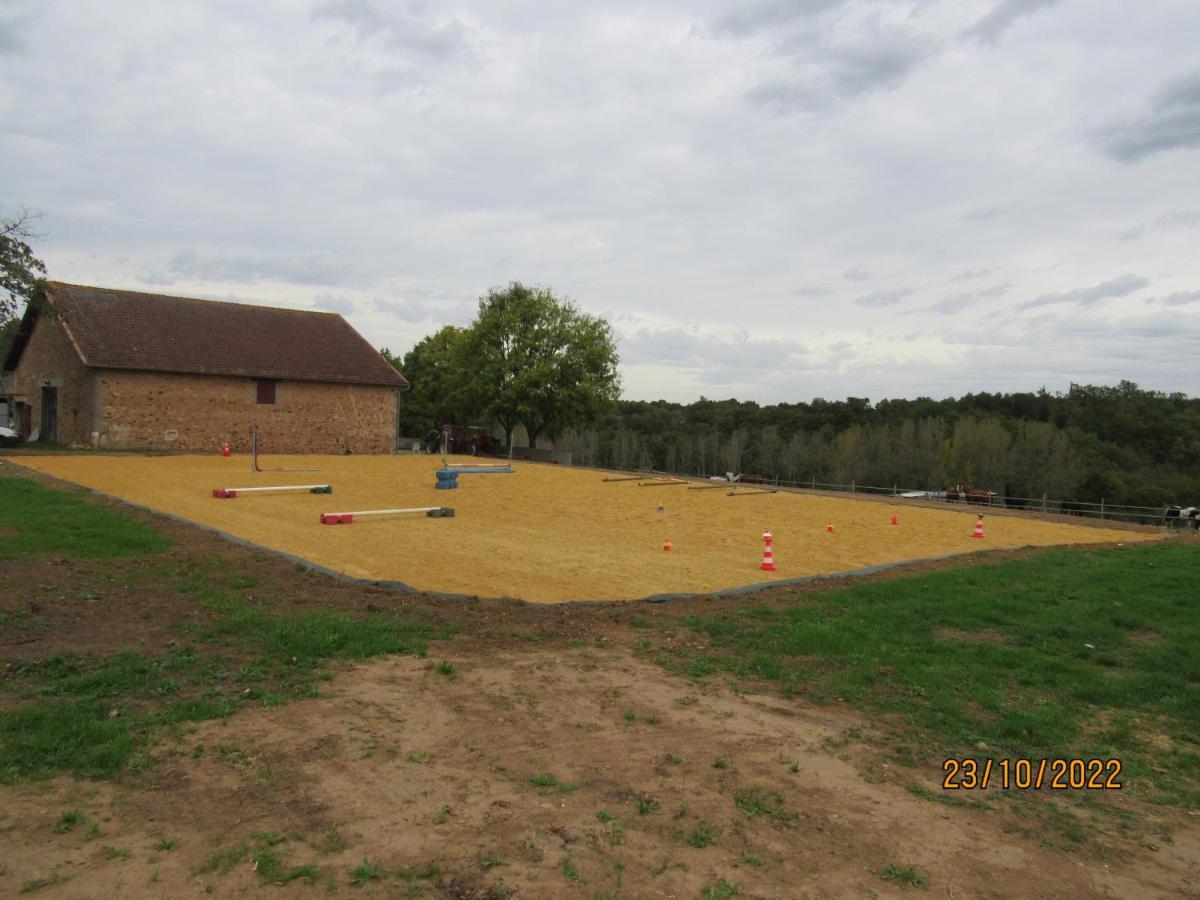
[320,506,455,525]
[213,484,332,498]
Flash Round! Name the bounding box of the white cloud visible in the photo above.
[1,0,1198,404]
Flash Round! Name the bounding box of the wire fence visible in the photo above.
[580,462,1174,526]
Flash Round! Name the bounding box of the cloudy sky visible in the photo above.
[2,0,1198,404]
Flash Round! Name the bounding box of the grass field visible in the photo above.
[1,468,1197,897]
[9,453,1152,602]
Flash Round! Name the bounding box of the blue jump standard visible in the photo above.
[435,466,514,489]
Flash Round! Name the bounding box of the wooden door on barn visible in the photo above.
[40,386,58,443]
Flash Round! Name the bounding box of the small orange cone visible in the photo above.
[890,515,898,526]
[663,538,672,552]
[760,530,776,571]
[221,441,231,457]
[971,514,985,539]
[825,523,834,534]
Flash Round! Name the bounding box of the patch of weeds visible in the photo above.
[530,772,576,793]
[687,824,716,848]
[433,805,453,825]
[702,878,739,899]
[560,855,583,884]
[52,810,85,834]
[733,787,799,826]
[405,751,432,764]
[101,845,129,861]
[20,871,70,893]
[651,857,670,876]
[86,821,103,840]
[349,858,384,887]
[644,714,660,725]
[197,843,249,875]
[880,863,928,887]
[637,796,660,815]
[435,660,455,678]
[596,810,614,823]
[712,757,729,770]
[154,836,178,851]
[257,830,286,846]
[479,854,504,870]
[668,754,682,765]
[621,709,636,724]
[635,639,653,652]
[631,618,651,629]
[789,761,801,773]
[396,861,440,880]
[252,849,285,884]
[676,696,697,706]
[608,820,626,847]
[739,852,763,866]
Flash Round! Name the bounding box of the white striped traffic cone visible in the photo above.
[971,514,985,539]
[760,531,776,571]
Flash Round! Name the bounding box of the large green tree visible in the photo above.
[383,325,473,436]
[461,283,620,448]
[1,206,47,326]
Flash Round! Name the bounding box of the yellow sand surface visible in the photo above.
[11,454,1152,603]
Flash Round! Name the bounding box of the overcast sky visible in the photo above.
[2,0,1198,404]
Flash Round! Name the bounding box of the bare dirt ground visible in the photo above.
[2,470,1198,898]
[8,453,1152,602]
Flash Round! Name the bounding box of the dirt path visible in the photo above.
[4,643,1198,898]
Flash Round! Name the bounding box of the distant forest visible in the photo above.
[553,381,1199,508]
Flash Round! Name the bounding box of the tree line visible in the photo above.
[550,383,1200,508]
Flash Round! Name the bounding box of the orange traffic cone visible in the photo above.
[760,530,776,571]
[971,515,985,539]
[890,515,898,526]
[222,441,231,457]
[663,538,672,552]
[825,523,834,534]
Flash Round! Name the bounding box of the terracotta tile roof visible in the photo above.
[37,282,407,387]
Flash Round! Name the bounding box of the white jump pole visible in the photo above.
[321,506,454,525]
[213,484,331,498]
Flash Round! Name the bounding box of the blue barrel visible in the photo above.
[435,469,459,490]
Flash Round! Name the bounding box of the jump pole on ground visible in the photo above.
[320,506,455,524]
[213,484,331,498]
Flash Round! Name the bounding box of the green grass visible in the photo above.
[687,824,715,848]
[349,858,383,886]
[880,863,929,887]
[733,787,798,826]
[530,772,576,792]
[0,477,171,559]
[702,878,739,899]
[1,556,454,782]
[658,543,1200,806]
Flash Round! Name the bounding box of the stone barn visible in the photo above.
[1,282,408,453]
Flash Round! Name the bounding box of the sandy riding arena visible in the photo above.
[11,454,1150,602]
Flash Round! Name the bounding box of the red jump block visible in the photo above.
[212,488,237,498]
[320,513,353,525]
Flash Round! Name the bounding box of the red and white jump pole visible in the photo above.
[213,484,331,498]
[321,506,455,525]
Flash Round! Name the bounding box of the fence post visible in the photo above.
[893,484,897,495]
[1100,498,1105,520]
[851,479,855,493]
[811,476,815,491]
[1042,492,1047,513]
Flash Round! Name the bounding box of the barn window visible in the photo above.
[256,379,277,405]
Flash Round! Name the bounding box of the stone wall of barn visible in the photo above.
[94,370,399,454]
[6,314,95,445]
